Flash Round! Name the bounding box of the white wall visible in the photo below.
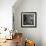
[13,0,41,46]
[13,0,46,46]
[0,0,16,29]
[41,0,46,46]
[0,0,46,46]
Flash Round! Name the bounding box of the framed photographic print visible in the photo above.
[21,12,37,28]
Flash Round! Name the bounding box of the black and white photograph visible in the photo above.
[21,12,37,28]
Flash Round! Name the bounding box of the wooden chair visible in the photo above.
[13,33,23,46]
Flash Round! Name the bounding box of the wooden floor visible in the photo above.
[0,39,16,46]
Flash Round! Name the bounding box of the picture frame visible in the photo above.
[21,12,37,28]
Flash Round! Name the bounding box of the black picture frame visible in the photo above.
[21,12,37,28]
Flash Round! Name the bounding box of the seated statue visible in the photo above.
[25,40,35,46]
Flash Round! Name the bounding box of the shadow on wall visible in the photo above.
[12,0,24,11]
